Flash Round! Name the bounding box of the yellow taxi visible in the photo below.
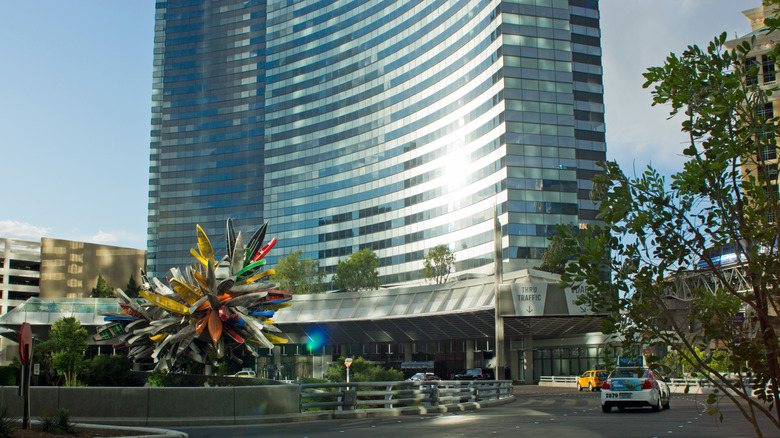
[577,369,609,391]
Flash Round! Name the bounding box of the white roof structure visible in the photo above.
[0,269,604,346]
[274,269,603,344]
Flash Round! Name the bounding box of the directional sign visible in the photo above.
[563,283,592,316]
[510,283,547,316]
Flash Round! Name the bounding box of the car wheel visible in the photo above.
[602,404,611,413]
[590,383,595,392]
[577,383,582,391]
[663,398,670,410]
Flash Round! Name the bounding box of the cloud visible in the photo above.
[600,0,749,176]
[83,229,146,249]
[0,220,50,241]
[88,230,119,244]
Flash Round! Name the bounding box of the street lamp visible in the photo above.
[345,358,353,389]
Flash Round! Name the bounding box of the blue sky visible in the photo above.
[0,1,754,250]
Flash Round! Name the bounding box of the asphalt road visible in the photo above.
[178,386,779,438]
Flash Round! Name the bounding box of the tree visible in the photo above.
[274,250,326,294]
[326,356,403,382]
[41,317,88,386]
[124,275,142,298]
[660,346,733,378]
[90,275,114,298]
[537,234,568,275]
[558,32,780,435]
[422,244,455,284]
[333,248,379,292]
[82,354,137,386]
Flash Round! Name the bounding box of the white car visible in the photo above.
[406,372,441,381]
[601,367,670,413]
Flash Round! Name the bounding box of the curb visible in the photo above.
[18,419,187,438]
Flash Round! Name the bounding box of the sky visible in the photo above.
[0,0,757,250]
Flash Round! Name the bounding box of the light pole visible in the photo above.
[493,204,505,381]
[345,357,353,387]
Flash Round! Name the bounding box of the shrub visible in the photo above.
[327,357,403,382]
[299,377,329,384]
[39,408,73,435]
[145,371,181,387]
[0,365,18,386]
[0,407,16,438]
[82,354,137,386]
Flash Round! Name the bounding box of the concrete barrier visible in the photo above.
[0,384,299,426]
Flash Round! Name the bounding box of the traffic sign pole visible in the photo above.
[18,323,32,430]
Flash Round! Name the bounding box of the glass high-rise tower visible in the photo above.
[148,0,605,284]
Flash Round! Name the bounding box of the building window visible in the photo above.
[759,143,778,161]
[747,56,758,85]
[758,102,774,120]
[768,163,778,182]
[763,54,776,84]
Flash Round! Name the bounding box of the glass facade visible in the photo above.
[148,0,268,276]
[148,0,606,282]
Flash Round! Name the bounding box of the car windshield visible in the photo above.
[612,368,649,378]
[596,371,609,378]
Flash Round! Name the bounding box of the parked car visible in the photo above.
[454,368,494,380]
[407,372,441,382]
[577,369,609,391]
[601,367,671,413]
[229,369,257,378]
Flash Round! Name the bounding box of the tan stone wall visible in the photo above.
[39,238,146,298]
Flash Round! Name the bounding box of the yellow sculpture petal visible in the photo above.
[196,224,214,261]
[263,302,291,311]
[261,333,288,344]
[170,278,203,305]
[241,269,275,284]
[193,270,208,289]
[140,290,191,315]
[190,248,209,268]
[150,333,169,342]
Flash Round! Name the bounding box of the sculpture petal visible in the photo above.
[196,224,214,261]
[208,309,222,345]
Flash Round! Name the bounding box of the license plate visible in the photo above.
[619,393,633,399]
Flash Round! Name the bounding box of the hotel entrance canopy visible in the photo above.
[273,269,604,345]
[0,270,604,346]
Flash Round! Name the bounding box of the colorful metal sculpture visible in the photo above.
[98,219,290,372]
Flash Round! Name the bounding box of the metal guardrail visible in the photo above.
[540,375,753,389]
[298,380,513,412]
[539,376,578,384]
[667,377,758,389]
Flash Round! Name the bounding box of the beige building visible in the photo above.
[726,4,779,198]
[38,237,146,299]
[0,237,145,362]
[2,236,146,311]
